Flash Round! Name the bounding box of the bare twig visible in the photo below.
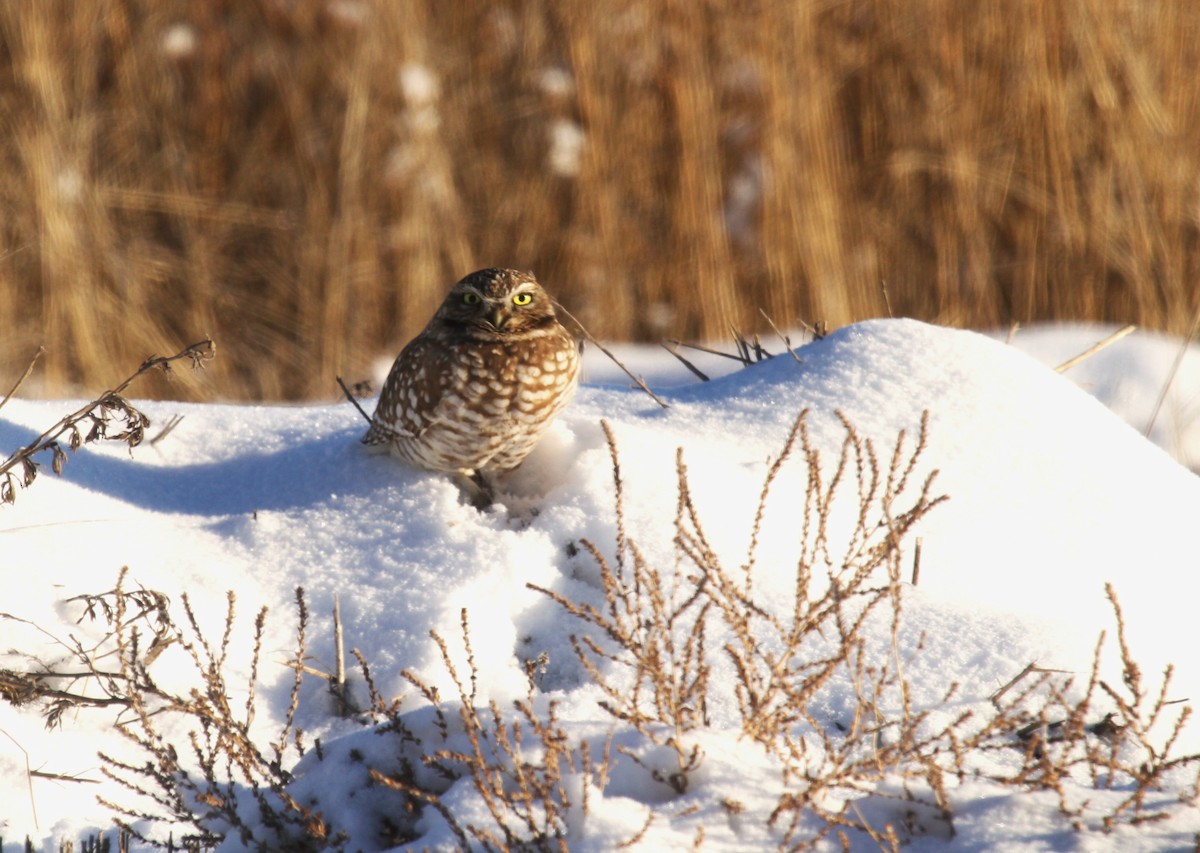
[148,414,185,446]
[332,594,352,716]
[729,323,769,364]
[1144,303,1200,438]
[660,342,711,382]
[0,346,45,415]
[337,375,374,424]
[29,768,101,784]
[553,300,670,408]
[0,726,38,830]
[991,662,1040,707]
[113,339,216,395]
[1054,324,1135,373]
[758,308,803,365]
[664,339,749,363]
[880,279,894,318]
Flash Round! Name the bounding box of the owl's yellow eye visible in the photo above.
[461,291,482,306]
[512,292,533,307]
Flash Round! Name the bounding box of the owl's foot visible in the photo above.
[459,469,495,510]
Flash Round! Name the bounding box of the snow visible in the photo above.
[2,319,1199,851]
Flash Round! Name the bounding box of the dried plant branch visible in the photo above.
[957,584,1200,833]
[1144,302,1200,437]
[335,375,374,425]
[758,308,804,364]
[1054,324,1136,373]
[0,726,38,831]
[663,338,748,363]
[329,594,354,716]
[1,339,216,505]
[0,345,45,415]
[381,611,622,851]
[659,341,711,382]
[553,300,670,408]
[148,414,185,446]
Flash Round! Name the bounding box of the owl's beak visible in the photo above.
[488,307,510,330]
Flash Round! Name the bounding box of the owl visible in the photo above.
[362,268,580,500]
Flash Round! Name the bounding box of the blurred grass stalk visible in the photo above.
[1,0,1197,400]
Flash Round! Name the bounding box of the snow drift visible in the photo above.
[2,319,1198,851]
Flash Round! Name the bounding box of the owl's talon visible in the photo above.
[466,470,495,510]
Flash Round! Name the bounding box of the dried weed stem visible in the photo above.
[1,340,215,505]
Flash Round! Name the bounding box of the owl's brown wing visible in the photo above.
[362,336,459,446]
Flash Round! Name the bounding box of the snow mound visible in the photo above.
[2,319,1197,851]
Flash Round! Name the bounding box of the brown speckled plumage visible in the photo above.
[363,269,580,479]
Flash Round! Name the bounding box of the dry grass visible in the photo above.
[371,611,622,852]
[1,570,312,850]
[534,411,958,847]
[1,1,1198,400]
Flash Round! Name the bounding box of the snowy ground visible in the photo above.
[2,319,1199,851]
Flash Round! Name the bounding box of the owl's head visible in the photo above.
[437,268,561,339]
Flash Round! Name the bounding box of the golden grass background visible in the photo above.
[1,0,1198,401]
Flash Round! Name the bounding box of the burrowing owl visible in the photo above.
[363,268,580,495]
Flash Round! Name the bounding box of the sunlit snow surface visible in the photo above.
[2,320,1198,851]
